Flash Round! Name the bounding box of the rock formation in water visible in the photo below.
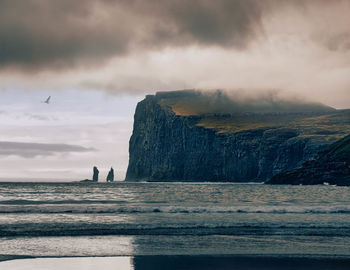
[93,166,99,182]
[266,134,350,186]
[80,179,93,182]
[106,167,114,182]
[126,90,350,182]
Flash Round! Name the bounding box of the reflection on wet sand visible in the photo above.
[132,256,350,270]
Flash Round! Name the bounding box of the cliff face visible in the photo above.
[266,134,350,186]
[126,91,350,182]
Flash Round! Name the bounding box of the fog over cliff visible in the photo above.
[158,90,335,115]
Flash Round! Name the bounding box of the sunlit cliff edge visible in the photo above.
[126,90,350,182]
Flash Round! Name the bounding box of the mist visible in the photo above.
[159,89,336,115]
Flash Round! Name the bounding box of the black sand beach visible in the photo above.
[132,255,350,270]
[1,255,350,270]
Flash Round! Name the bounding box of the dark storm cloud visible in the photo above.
[0,0,264,70]
[0,141,96,158]
[323,33,350,52]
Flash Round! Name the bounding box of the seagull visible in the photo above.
[42,96,51,104]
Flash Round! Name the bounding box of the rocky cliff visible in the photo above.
[266,134,350,185]
[126,90,350,182]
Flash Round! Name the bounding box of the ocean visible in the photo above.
[1,182,350,269]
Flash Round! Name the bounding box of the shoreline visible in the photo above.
[2,253,350,261]
[2,254,350,270]
[0,255,34,262]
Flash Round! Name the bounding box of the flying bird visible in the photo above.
[42,96,51,104]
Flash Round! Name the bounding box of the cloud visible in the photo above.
[0,0,349,108]
[0,0,264,70]
[0,141,96,158]
[1,0,349,71]
[0,121,132,180]
[27,114,54,121]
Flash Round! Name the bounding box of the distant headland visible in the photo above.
[125,90,350,184]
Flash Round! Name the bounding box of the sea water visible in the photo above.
[0,182,350,257]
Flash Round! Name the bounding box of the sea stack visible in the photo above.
[106,167,114,182]
[93,166,99,182]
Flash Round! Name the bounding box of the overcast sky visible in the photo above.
[0,0,349,181]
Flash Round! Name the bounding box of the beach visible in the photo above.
[1,182,350,269]
[2,256,350,270]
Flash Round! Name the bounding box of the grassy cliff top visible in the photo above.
[154,90,349,137]
[156,90,335,115]
[326,134,350,161]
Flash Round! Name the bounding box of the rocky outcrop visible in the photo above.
[106,167,114,182]
[93,166,99,182]
[266,134,350,185]
[126,91,350,182]
[80,179,94,183]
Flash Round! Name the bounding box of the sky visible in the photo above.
[0,0,349,181]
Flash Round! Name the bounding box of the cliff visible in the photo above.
[126,90,350,182]
[266,134,350,186]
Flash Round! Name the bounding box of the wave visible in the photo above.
[1,204,350,214]
[1,223,350,237]
[0,200,129,205]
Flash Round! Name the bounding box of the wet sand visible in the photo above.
[1,255,350,270]
[134,255,350,270]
